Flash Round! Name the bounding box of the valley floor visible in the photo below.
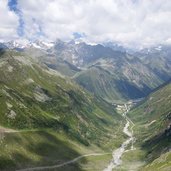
[1,103,170,171]
[13,103,144,171]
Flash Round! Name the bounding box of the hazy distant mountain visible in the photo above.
[0,40,171,103]
[134,45,171,81]
[103,41,126,52]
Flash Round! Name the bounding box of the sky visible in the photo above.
[0,0,171,48]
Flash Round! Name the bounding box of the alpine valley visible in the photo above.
[0,39,171,171]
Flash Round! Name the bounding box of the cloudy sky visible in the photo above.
[0,0,171,48]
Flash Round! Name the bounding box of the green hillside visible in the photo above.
[128,81,171,170]
[74,66,126,103]
[0,50,124,171]
[74,56,162,103]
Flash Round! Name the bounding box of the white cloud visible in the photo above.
[0,0,19,41]
[2,0,171,48]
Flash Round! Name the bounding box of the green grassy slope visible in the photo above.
[41,56,81,77]
[128,82,171,170]
[74,56,162,103]
[0,50,124,170]
[74,66,126,103]
[0,130,83,171]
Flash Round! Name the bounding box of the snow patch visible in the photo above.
[155,46,162,51]
[42,41,54,48]
[32,43,41,49]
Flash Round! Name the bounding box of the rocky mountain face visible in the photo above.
[47,41,171,102]
[134,45,171,82]
[1,40,171,103]
[74,54,164,102]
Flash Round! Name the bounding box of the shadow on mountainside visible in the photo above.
[0,130,85,171]
[142,131,171,163]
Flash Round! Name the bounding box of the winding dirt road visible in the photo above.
[16,104,135,171]
[16,153,111,171]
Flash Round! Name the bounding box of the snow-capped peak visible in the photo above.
[5,40,21,49]
[155,45,162,51]
[30,40,55,50]
[41,41,54,48]
[1,40,55,50]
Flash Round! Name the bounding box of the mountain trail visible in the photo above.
[16,153,111,171]
[0,127,18,133]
